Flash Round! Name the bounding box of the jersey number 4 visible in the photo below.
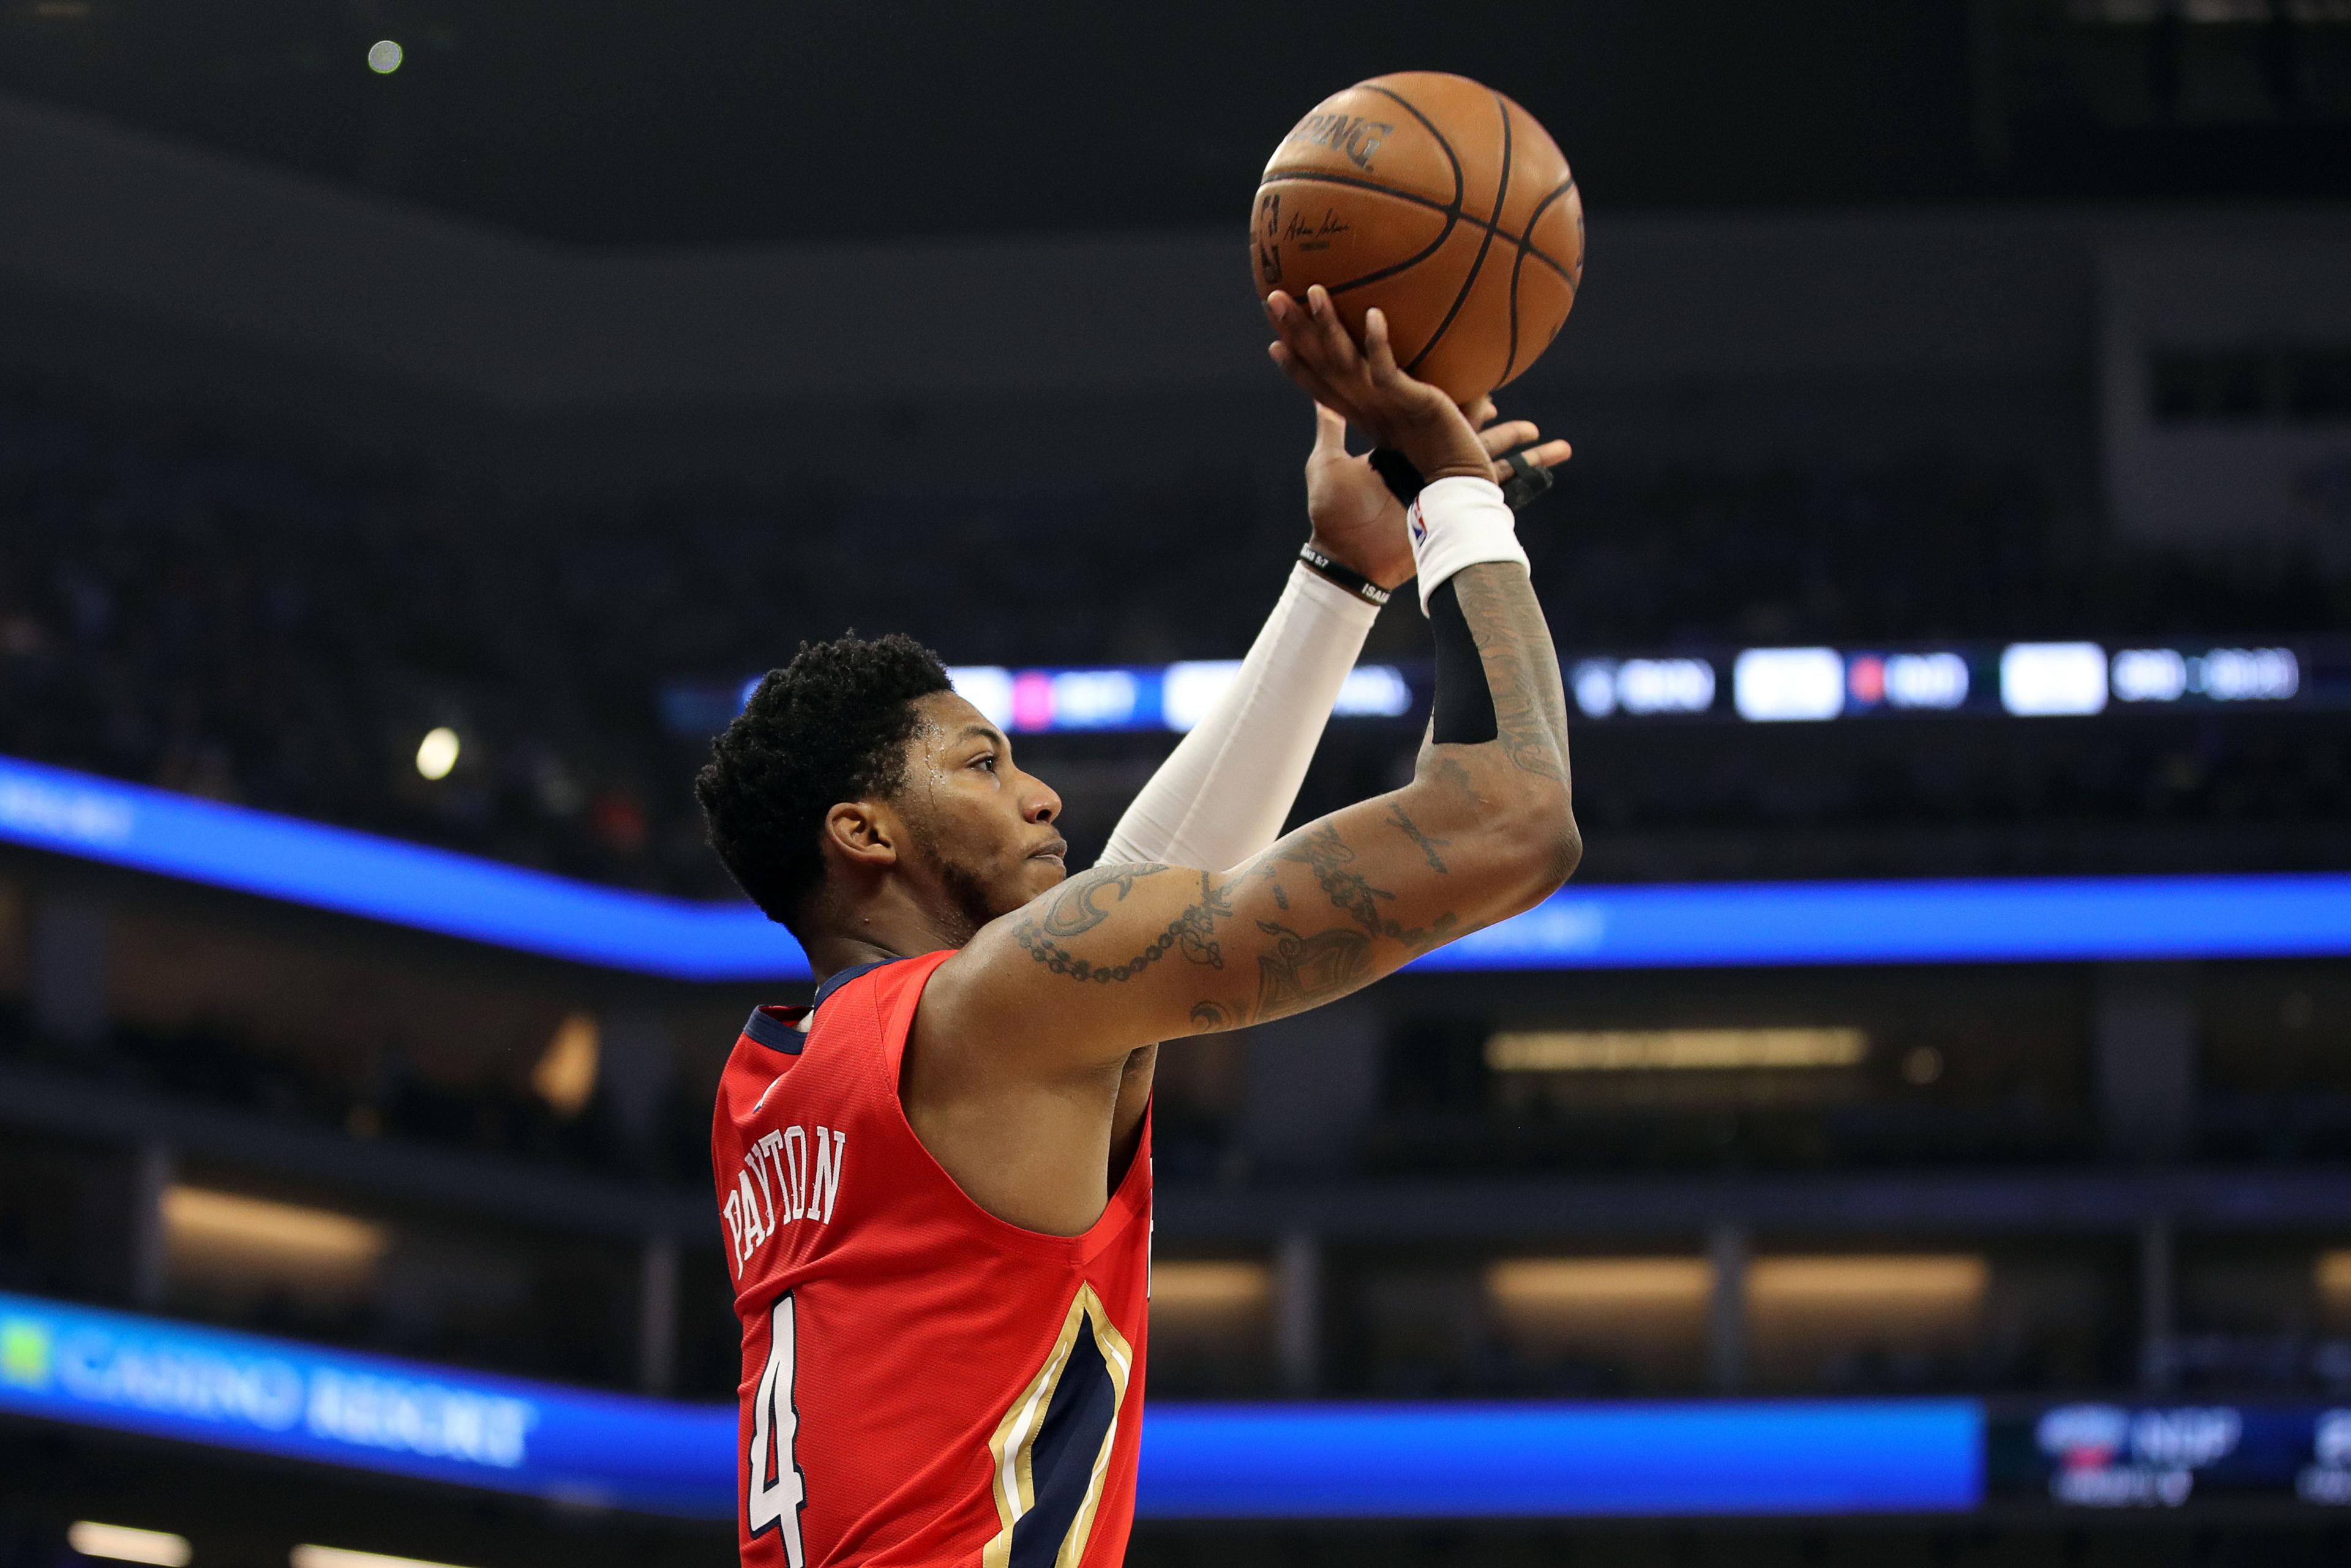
[748,1292,808,1566]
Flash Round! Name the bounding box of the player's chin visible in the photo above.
[1022,851,1069,892]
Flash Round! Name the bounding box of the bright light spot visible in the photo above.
[1047,669,1139,729]
[1571,661,1618,718]
[2000,642,2108,717]
[1614,657,1717,716]
[367,39,404,74]
[1161,661,1243,732]
[1334,663,1414,719]
[165,1186,387,1287]
[294,1548,477,1568]
[945,665,1015,731]
[1733,647,1845,722]
[532,1011,601,1119]
[2200,647,2298,702]
[414,727,460,780]
[2112,647,2188,703]
[1903,1045,1946,1085]
[1882,651,1970,710]
[1150,1260,1272,1315]
[1487,1027,1869,1073]
[67,1524,192,1567]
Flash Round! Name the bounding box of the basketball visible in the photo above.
[1251,71,1584,407]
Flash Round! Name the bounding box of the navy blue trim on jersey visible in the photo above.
[811,956,907,1010]
[741,1006,805,1056]
[1008,1315,1118,1568]
[743,958,910,1055]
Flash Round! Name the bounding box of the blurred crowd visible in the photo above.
[2,388,2344,899]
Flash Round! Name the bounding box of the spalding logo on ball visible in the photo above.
[1253,71,1584,407]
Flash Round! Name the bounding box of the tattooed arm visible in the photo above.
[918,552,1577,1067]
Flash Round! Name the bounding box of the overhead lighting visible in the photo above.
[67,1524,191,1567]
[2317,1250,2351,1309]
[293,1548,476,1568]
[531,1011,600,1118]
[1487,1260,1715,1357]
[366,39,404,74]
[414,726,460,780]
[165,1187,387,1285]
[1488,1258,1713,1310]
[1750,1255,1989,1308]
[1486,1027,1869,1073]
[1150,1261,1272,1315]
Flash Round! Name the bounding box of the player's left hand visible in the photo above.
[1304,399,1572,591]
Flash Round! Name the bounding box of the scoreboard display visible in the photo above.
[1993,1403,2351,1509]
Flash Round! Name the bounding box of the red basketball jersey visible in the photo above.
[713,950,1153,1568]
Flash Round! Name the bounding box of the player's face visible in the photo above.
[898,691,1066,932]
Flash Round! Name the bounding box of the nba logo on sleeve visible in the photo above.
[1408,505,1428,547]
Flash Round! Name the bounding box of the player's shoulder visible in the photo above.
[724,951,951,1082]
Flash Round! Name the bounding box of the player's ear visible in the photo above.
[822,800,901,870]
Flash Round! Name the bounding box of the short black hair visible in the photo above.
[695,632,953,933]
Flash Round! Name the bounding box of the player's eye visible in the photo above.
[972,754,997,773]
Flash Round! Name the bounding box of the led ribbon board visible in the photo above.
[0,752,800,980]
[1144,1401,1982,1517]
[0,1291,732,1517]
[664,636,2335,737]
[4,753,2350,978]
[0,1292,1982,1519]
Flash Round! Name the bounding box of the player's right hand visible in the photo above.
[1304,401,1572,590]
[1265,285,1493,485]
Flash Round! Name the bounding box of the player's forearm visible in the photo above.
[1391,477,1580,900]
[1098,561,1378,869]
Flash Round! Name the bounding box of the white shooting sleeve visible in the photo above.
[1099,563,1381,871]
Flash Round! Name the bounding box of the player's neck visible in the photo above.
[801,889,970,987]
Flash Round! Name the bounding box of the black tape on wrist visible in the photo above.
[1375,446,1556,515]
[1368,447,1425,506]
[1427,578,1498,746]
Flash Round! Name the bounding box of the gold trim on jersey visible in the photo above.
[981,1283,1136,1568]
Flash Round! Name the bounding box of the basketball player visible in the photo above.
[697,286,1578,1568]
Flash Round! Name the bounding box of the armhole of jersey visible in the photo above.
[866,949,1140,1262]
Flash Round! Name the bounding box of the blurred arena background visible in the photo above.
[2,1,2351,1564]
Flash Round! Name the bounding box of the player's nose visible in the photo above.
[1019,771,1061,825]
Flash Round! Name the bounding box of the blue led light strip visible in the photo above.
[1144,1401,1983,1518]
[0,1292,1984,1519]
[1412,872,2351,971]
[0,752,802,981]
[4,752,2349,978]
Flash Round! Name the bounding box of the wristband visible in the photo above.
[1297,542,1394,608]
[1406,475,1529,614]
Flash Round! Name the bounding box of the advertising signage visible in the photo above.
[1993,1402,2351,1509]
[16,1293,2351,1520]
[0,1291,732,1517]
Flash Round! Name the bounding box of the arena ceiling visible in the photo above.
[2,0,2345,247]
